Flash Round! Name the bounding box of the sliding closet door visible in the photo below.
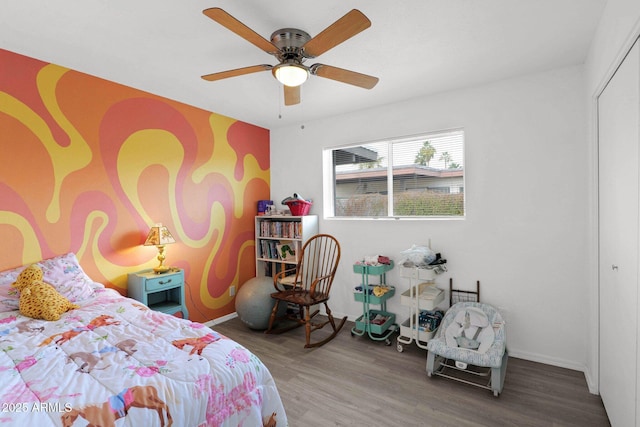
[598,39,639,427]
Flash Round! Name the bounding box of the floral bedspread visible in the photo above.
[0,253,287,426]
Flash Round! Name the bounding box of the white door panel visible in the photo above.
[598,39,639,427]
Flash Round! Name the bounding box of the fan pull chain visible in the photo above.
[278,82,283,119]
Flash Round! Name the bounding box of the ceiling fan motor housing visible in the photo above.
[270,28,312,62]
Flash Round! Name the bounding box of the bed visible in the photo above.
[0,252,287,427]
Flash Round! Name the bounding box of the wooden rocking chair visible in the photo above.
[265,234,347,348]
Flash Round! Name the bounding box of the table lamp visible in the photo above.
[144,223,176,273]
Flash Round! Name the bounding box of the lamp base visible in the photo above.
[153,265,171,274]
[152,244,171,274]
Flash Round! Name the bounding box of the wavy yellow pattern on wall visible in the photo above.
[0,92,84,222]
[76,211,119,287]
[193,114,270,219]
[200,202,233,309]
[36,65,92,222]
[191,114,269,309]
[118,125,238,308]
[1,49,270,322]
[118,129,184,227]
[200,219,252,310]
[192,114,236,184]
[0,212,42,264]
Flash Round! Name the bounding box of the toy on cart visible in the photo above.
[351,260,397,345]
[396,266,445,352]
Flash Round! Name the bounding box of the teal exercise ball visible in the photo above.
[235,276,285,330]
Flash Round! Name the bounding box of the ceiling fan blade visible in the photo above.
[201,64,272,82]
[302,9,371,58]
[284,85,301,106]
[203,8,279,55]
[311,64,379,89]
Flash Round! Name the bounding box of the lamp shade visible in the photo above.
[144,224,175,246]
[273,63,309,87]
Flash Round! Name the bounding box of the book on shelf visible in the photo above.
[260,239,297,262]
[259,240,276,259]
[276,242,296,261]
[259,220,302,239]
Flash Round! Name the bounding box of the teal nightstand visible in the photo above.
[127,268,189,319]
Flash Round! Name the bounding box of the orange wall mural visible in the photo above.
[0,49,270,323]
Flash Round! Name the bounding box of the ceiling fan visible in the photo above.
[201,8,379,106]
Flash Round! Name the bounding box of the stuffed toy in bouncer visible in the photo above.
[11,264,79,321]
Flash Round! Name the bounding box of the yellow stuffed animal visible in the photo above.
[11,264,79,321]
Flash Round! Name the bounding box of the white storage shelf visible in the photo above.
[397,266,444,352]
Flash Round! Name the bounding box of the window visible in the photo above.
[323,129,464,218]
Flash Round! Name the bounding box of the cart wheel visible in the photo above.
[396,343,404,353]
[385,338,391,346]
[350,331,354,337]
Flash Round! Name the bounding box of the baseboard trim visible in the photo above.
[503,348,599,395]
[206,312,237,328]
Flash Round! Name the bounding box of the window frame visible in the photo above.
[323,129,466,220]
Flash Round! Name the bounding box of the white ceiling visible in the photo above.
[0,0,606,130]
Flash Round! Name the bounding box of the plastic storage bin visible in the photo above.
[400,317,436,342]
[354,286,395,304]
[285,200,312,216]
[400,283,444,308]
[355,310,396,335]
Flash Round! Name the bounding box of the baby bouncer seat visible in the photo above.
[426,301,508,396]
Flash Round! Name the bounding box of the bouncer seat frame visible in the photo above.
[426,301,507,396]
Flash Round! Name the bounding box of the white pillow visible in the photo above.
[38,252,98,302]
[0,253,98,306]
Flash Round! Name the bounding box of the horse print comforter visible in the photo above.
[0,253,287,426]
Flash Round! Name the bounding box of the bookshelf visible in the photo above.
[255,215,318,277]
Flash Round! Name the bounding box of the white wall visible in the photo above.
[271,65,590,372]
[584,0,640,396]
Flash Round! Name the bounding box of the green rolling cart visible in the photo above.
[351,261,397,345]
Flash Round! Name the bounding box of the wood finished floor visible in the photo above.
[213,317,610,427]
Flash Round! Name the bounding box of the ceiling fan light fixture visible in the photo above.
[273,63,308,87]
